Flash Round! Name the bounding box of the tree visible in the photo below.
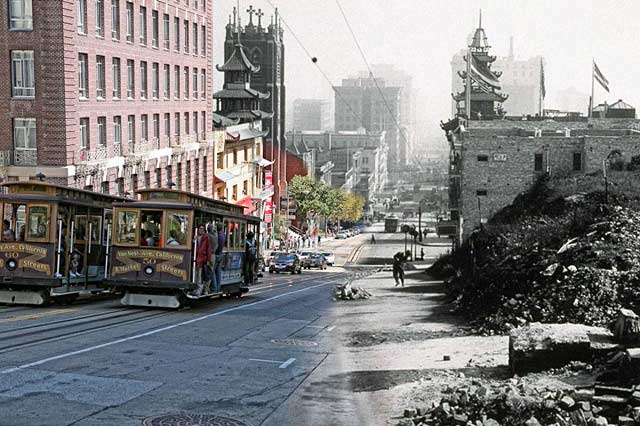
[340,192,365,222]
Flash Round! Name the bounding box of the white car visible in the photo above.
[335,232,348,239]
[321,252,335,266]
[298,251,314,263]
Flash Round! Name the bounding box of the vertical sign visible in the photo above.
[264,171,273,223]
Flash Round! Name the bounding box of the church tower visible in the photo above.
[452,12,508,119]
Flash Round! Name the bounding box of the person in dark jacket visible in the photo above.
[191,225,211,297]
[214,223,226,293]
[244,231,257,285]
[392,250,410,287]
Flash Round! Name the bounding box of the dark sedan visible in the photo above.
[269,253,302,274]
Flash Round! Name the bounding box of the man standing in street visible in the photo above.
[191,225,211,297]
[207,224,218,293]
[214,223,226,293]
[244,231,257,285]
[392,250,410,287]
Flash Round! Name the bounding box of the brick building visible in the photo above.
[0,0,213,196]
[444,118,640,242]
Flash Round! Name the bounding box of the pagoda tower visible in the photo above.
[212,14,273,128]
[452,12,508,119]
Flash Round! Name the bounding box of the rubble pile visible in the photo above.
[334,283,372,300]
[397,379,640,426]
[431,174,640,333]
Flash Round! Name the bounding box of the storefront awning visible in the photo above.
[236,196,257,215]
[251,187,274,201]
[214,170,238,184]
[253,156,273,167]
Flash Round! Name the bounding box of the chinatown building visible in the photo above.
[212,28,273,248]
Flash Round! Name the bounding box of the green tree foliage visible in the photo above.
[339,192,366,222]
[288,176,364,222]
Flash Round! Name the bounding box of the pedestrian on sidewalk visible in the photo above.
[420,248,424,261]
[392,250,410,287]
[371,234,376,244]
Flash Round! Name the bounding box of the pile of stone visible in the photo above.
[397,379,640,426]
[334,283,372,300]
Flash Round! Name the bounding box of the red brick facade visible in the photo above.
[0,0,214,195]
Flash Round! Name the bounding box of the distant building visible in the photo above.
[334,77,401,177]
[292,99,332,131]
[592,100,636,119]
[451,34,544,117]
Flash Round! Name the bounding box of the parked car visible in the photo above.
[335,232,349,239]
[267,251,286,266]
[304,253,327,270]
[269,253,302,274]
[321,251,335,266]
[298,251,314,263]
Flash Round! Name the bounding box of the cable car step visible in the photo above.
[121,293,183,309]
[185,291,223,300]
[0,290,48,306]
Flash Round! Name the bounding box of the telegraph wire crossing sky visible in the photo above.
[213,0,640,136]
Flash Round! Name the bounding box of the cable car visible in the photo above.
[0,181,123,305]
[107,188,260,308]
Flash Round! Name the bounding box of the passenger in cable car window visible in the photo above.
[17,225,25,242]
[167,229,180,246]
[70,249,84,277]
[140,230,149,246]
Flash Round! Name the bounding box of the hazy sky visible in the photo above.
[213,0,640,136]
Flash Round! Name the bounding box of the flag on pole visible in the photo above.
[540,59,546,99]
[468,54,501,89]
[593,61,610,92]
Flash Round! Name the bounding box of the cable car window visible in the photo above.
[103,211,112,246]
[140,210,163,247]
[74,215,102,244]
[240,223,246,248]
[234,222,240,249]
[116,210,138,245]
[165,211,190,247]
[26,205,49,241]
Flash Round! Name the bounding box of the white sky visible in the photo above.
[213,0,640,137]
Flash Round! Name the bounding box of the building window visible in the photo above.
[101,181,109,194]
[144,170,151,188]
[216,152,223,169]
[155,168,161,187]
[174,65,180,98]
[11,50,35,98]
[243,145,248,162]
[80,118,90,149]
[183,66,189,98]
[152,113,159,141]
[201,111,206,136]
[534,153,543,172]
[96,55,106,98]
[192,68,198,99]
[202,156,207,192]
[163,113,170,138]
[201,25,206,56]
[113,115,122,146]
[97,116,106,145]
[176,163,182,189]
[152,62,159,99]
[13,118,36,153]
[125,1,133,42]
[166,165,172,185]
[96,0,105,37]
[112,57,121,98]
[78,53,89,99]
[151,10,158,48]
[200,69,206,98]
[183,20,189,53]
[163,13,170,49]
[9,0,33,30]
[184,112,189,135]
[140,61,147,98]
[233,148,237,165]
[477,155,488,162]
[163,64,170,99]
[77,0,87,34]
[186,160,191,192]
[192,22,197,54]
[111,0,120,39]
[173,17,180,51]
[232,184,237,201]
[141,114,148,141]
[116,177,124,195]
[243,180,248,196]
[139,6,147,45]
[127,115,135,145]
[131,174,138,193]
[193,112,198,138]
[174,112,180,137]
[194,159,199,192]
[573,152,582,171]
[126,59,134,98]
[476,189,488,196]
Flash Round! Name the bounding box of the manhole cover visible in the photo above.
[143,413,251,426]
[271,338,318,347]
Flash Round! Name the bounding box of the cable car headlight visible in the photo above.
[144,265,154,276]
[6,259,17,271]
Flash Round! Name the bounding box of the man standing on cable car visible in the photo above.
[191,225,211,297]
[214,223,226,293]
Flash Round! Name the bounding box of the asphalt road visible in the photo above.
[0,227,448,426]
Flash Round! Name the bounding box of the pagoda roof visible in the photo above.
[452,91,508,103]
[211,113,240,127]
[213,87,270,100]
[226,126,269,141]
[216,43,260,73]
[226,110,274,121]
[610,99,635,110]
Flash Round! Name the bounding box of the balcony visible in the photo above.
[0,150,38,166]
[128,138,160,155]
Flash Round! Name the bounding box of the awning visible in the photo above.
[253,156,273,167]
[251,187,274,201]
[236,196,257,215]
[214,170,238,184]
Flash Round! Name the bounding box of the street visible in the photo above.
[0,226,453,426]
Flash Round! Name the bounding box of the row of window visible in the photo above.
[78,111,209,150]
[78,54,206,101]
[77,0,207,57]
[476,153,583,172]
